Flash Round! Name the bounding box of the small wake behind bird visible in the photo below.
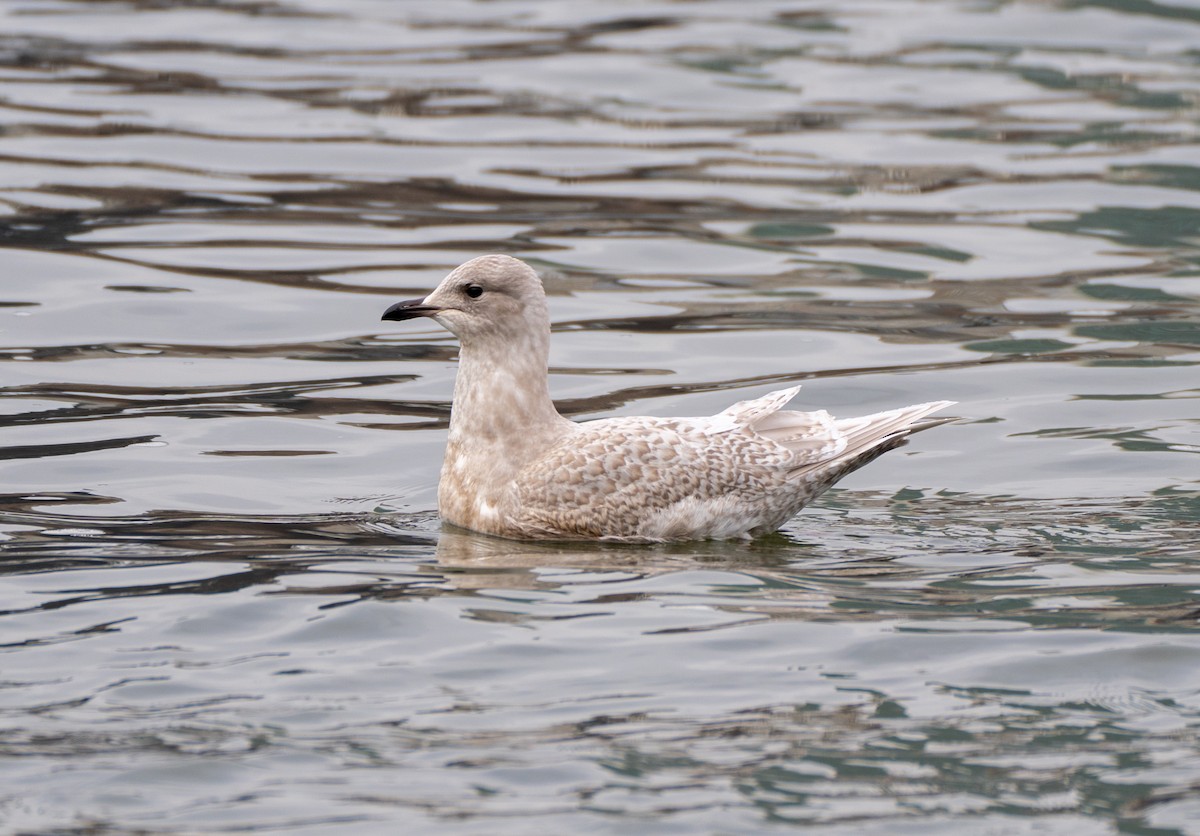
[382,255,955,542]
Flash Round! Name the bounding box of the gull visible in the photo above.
[382,255,954,542]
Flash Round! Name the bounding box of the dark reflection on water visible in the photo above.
[1,0,1199,832]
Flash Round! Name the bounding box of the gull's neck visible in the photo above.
[444,321,573,510]
[450,337,566,439]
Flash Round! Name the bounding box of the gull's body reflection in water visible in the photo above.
[435,526,654,574]
[423,525,840,625]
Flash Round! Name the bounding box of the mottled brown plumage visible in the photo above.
[382,255,954,542]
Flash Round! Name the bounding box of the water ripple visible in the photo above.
[1,0,1199,832]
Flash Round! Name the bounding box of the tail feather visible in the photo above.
[833,400,956,451]
[785,399,955,479]
[718,386,956,472]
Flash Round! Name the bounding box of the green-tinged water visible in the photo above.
[1,1,1198,833]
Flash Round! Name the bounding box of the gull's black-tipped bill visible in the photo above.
[382,298,441,322]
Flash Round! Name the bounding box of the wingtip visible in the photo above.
[907,402,959,433]
[766,383,804,402]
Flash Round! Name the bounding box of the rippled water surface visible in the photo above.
[2,0,1199,832]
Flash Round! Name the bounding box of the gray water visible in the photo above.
[1,0,1199,833]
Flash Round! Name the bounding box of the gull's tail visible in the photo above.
[789,399,956,485]
[833,400,957,449]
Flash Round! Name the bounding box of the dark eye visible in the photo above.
[465,284,483,299]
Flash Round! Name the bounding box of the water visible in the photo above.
[1,0,1198,832]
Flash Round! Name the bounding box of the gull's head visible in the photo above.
[381,254,549,346]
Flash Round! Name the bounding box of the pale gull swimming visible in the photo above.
[382,254,955,542]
